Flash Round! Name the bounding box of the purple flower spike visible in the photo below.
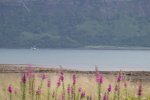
[138,83,142,96]
[72,74,76,85]
[59,68,64,82]
[42,74,47,80]
[8,84,12,93]
[97,74,103,84]
[57,78,61,87]
[47,79,51,88]
[22,73,26,84]
[108,84,112,93]
[95,66,104,84]
[71,86,74,94]
[78,87,82,93]
[117,72,122,82]
[81,91,86,98]
[103,93,107,100]
[60,73,64,82]
[67,84,71,94]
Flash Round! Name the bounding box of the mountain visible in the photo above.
[0,0,150,48]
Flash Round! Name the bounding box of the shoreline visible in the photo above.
[0,64,150,82]
[1,46,150,50]
[0,64,149,73]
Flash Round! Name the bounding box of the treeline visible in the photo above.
[0,0,150,48]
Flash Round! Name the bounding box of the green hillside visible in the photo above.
[0,0,150,48]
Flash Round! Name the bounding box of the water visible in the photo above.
[0,49,150,71]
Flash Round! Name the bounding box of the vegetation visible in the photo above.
[0,0,150,48]
[0,65,149,100]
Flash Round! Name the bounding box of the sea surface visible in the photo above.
[0,49,150,71]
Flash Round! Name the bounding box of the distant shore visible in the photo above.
[1,46,150,50]
[0,64,150,82]
[82,46,150,50]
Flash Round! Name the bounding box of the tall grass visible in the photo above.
[0,65,149,100]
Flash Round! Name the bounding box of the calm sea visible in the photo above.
[0,49,150,71]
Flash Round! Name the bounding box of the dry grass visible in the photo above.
[0,72,150,100]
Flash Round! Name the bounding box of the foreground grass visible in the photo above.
[0,67,150,100]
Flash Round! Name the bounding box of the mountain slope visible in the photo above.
[0,0,150,48]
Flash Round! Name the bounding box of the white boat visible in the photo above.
[31,47,37,50]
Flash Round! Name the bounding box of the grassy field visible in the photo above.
[0,65,150,100]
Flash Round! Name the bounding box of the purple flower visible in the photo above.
[72,74,76,85]
[81,91,86,98]
[60,74,64,82]
[96,74,103,84]
[78,87,82,93]
[96,71,100,82]
[117,72,122,82]
[103,93,107,100]
[41,74,47,80]
[67,84,71,94]
[57,78,61,87]
[8,84,12,93]
[60,70,64,75]
[95,66,104,84]
[22,73,26,84]
[138,83,142,96]
[47,79,51,88]
[108,84,112,93]
[60,70,64,82]
[71,86,74,94]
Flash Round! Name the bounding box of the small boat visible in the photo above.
[31,47,37,50]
